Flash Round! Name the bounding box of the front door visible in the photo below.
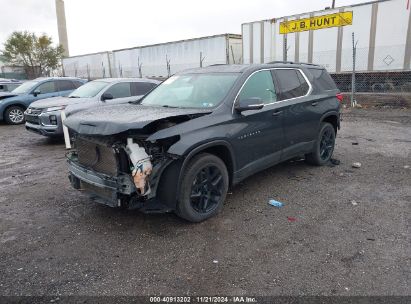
[30,81,59,104]
[230,70,285,180]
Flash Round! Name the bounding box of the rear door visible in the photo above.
[230,69,285,179]
[272,68,318,159]
[131,82,157,98]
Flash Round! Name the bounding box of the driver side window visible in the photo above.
[239,70,277,104]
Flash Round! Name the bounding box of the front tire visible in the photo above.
[5,106,25,125]
[176,153,229,222]
[305,122,336,166]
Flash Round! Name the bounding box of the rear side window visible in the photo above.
[57,80,76,91]
[131,82,156,96]
[308,68,338,91]
[105,82,131,99]
[36,81,56,94]
[239,70,277,104]
[273,69,309,100]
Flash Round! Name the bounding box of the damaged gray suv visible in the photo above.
[64,63,342,222]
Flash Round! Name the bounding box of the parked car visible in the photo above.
[0,79,23,92]
[64,63,342,222]
[0,77,85,125]
[24,78,160,137]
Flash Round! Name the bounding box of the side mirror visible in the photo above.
[33,89,41,97]
[235,97,264,113]
[101,92,114,101]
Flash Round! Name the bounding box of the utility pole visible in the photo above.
[55,0,69,57]
[332,0,336,8]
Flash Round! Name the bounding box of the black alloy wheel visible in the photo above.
[190,165,224,213]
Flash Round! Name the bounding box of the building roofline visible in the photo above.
[63,33,242,60]
[111,33,242,53]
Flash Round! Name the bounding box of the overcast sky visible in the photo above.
[0,0,371,56]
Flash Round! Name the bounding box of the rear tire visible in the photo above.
[305,122,336,166]
[5,105,25,125]
[176,153,229,222]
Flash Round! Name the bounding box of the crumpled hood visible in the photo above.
[64,103,212,135]
[29,96,92,109]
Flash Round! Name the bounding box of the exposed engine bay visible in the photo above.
[66,118,184,212]
[125,138,153,196]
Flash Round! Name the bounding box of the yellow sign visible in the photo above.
[279,11,353,34]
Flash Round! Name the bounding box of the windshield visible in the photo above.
[11,80,39,94]
[141,73,239,108]
[69,81,108,98]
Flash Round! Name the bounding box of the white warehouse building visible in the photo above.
[62,34,242,79]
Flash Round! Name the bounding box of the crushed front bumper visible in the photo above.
[67,157,173,212]
[67,158,135,208]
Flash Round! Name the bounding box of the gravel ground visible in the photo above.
[0,108,410,296]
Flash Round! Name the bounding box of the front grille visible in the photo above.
[25,114,40,125]
[75,137,119,175]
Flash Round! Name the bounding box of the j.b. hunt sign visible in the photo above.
[279,11,353,34]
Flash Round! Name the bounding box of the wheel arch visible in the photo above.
[180,140,235,187]
[3,102,27,120]
[320,111,340,134]
[156,140,236,211]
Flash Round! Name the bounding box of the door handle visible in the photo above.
[272,110,283,116]
[311,101,319,106]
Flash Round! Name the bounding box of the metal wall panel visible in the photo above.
[112,35,241,78]
[374,0,409,70]
[242,24,251,63]
[252,22,262,64]
[340,4,372,72]
[263,21,273,63]
[312,9,339,72]
[62,52,111,79]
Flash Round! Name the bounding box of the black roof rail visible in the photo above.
[300,62,321,67]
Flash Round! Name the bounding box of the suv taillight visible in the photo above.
[336,93,344,102]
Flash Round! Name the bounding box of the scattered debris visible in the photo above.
[352,142,359,145]
[352,162,362,168]
[351,200,358,206]
[268,199,284,208]
[287,217,297,222]
[330,158,341,165]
